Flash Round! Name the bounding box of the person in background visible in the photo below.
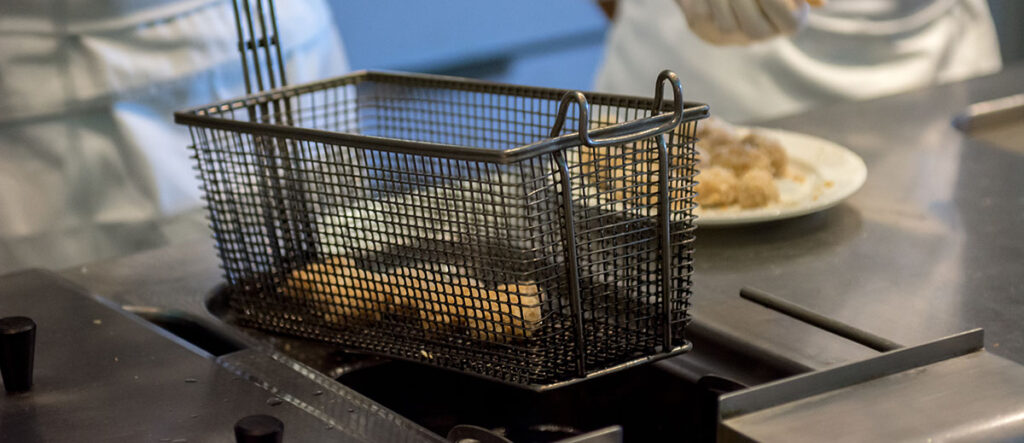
[594,0,1002,122]
[0,0,349,273]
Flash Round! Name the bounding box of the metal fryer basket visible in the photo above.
[175,70,707,389]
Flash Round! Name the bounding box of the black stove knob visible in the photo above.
[0,316,36,393]
[235,414,284,443]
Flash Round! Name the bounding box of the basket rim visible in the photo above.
[173,70,709,164]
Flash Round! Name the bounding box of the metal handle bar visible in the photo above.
[549,70,685,147]
[740,287,903,352]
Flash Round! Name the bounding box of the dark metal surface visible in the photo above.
[0,269,437,442]
[176,70,703,387]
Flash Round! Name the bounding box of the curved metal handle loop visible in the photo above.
[549,91,591,141]
[549,70,685,148]
[653,69,685,127]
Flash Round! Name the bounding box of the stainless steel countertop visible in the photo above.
[690,63,1024,370]
[59,64,1024,377]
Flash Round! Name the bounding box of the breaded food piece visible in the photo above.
[363,265,543,340]
[283,257,543,341]
[694,166,739,207]
[282,256,392,323]
[696,125,738,153]
[736,169,780,208]
[709,142,772,177]
[695,116,734,139]
[387,266,475,332]
[742,132,787,177]
[696,117,737,151]
[462,281,543,342]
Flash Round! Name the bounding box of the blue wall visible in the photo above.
[329,0,610,91]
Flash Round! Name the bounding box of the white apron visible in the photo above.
[0,0,349,272]
[594,0,1002,122]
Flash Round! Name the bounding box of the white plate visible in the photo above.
[694,128,866,227]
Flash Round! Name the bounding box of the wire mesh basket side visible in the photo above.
[561,119,698,370]
[191,129,568,383]
[184,72,704,387]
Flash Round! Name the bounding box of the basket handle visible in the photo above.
[549,70,685,147]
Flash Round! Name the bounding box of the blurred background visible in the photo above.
[333,0,1024,90]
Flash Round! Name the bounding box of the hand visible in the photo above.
[676,0,810,46]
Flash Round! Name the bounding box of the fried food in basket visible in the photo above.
[281,256,391,323]
[462,281,542,342]
[282,257,542,342]
[389,268,543,342]
[388,266,477,331]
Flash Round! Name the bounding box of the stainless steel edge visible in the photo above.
[718,328,984,419]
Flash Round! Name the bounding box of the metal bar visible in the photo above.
[252,0,311,267]
[240,0,265,94]
[656,134,672,350]
[178,69,709,115]
[253,135,285,271]
[230,0,253,95]
[552,150,587,377]
[175,105,706,165]
[230,0,257,124]
[740,287,903,352]
[253,0,278,90]
[265,0,293,128]
[252,0,283,127]
[952,93,1024,132]
[266,0,288,88]
[718,328,984,419]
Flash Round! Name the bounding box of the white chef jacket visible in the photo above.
[594,0,1002,122]
[0,0,349,272]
